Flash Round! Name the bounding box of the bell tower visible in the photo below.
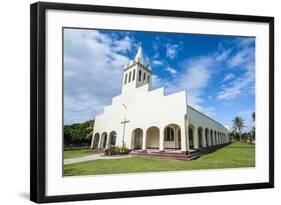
[122,45,152,93]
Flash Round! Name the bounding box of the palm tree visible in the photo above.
[86,120,94,140]
[251,112,255,142]
[232,116,245,142]
[252,112,255,122]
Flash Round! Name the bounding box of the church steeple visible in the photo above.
[122,45,152,93]
[135,46,145,62]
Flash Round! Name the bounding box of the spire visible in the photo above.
[134,44,145,62]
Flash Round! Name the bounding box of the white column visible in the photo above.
[186,129,190,151]
[194,128,199,149]
[202,129,207,147]
[181,126,187,151]
[142,131,147,150]
[105,136,110,149]
[159,128,164,151]
[98,135,102,149]
[130,132,134,150]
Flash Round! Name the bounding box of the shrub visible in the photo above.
[104,146,130,156]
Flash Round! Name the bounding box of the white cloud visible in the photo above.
[165,67,177,75]
[222,73,235,82]
[113,36,133,53]
[166,44,179,59]
[152,60,163,66]
[64,29,133,124]
[217,72,254,100]
[217,39,255,100]
[158,56,215,117]
[215,49,231,62]
[151,74,165,89]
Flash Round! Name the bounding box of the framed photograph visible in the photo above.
[30,2,274,203]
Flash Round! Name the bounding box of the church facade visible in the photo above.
[91,46,229,152]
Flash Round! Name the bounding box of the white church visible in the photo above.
[91,46,230,156]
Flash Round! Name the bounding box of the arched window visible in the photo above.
[128,71,131,83]
[138,70,142,81]
[124,73,128,84]
[147,75,150,83]
[132,69,135,81]
[164,127,174,141]
[143,72,146,81]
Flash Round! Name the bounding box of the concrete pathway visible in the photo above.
[64,154,133,165]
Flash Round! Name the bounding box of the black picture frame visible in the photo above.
[30,1,274,203]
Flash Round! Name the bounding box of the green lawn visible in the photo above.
[64,142,255,176]
[64,149,93,159]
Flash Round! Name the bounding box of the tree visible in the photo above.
[252,112,255,122]
[251,112,255,142]
[63,120,94,148]
[232,116,245,142]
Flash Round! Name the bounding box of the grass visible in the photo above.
[64,149,93,159]
[64,142,255,176]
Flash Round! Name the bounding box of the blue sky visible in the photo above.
[64,28,255,131]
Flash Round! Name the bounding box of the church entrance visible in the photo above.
[100,132,108,149]
[132,128,143,150]
[146,126,160,149]
[188,125,194,150]
[164,124,181,150]
[109,131,117,147]
[92,133,100,149]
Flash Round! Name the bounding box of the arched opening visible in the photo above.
[205,128,209,146]
[189,124,195,150]
[132,128,143,150]
[198,127,203,148]
[92,133,100,149]
[164,124,181,149]
[109,131,117,147]
[210,130,213,146]
[138,70,142,81]
[100,132,108,149]
[146,126,160,149]
[128,71,131,82]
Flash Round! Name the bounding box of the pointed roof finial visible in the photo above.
[135,43,145,62]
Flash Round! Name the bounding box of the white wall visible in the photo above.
[94,81,187,149]
[0,0,280,205]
